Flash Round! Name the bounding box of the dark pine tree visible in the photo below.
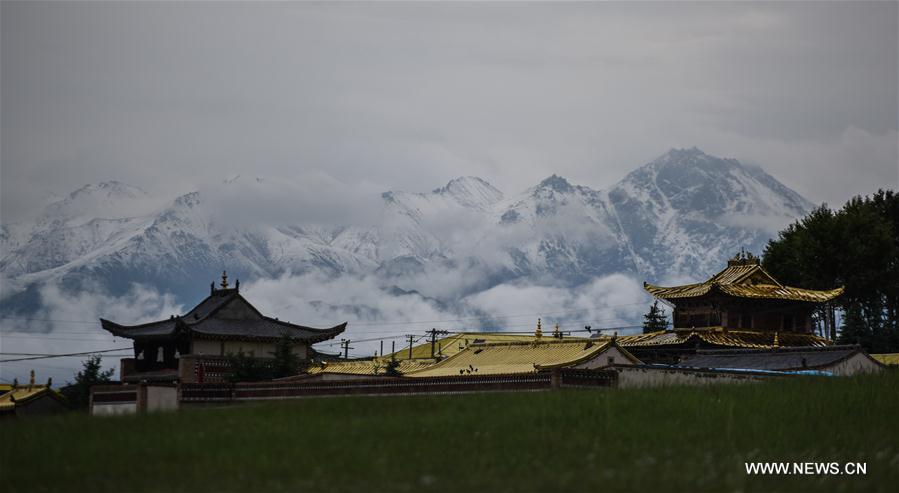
[763,189,898,352]
[837,303,869,346]
[643,300,669,334]
[61,355,115,410]
[269,332,301,379]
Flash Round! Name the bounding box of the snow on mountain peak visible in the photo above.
[1,149,816,316]
[535,174,575,194]
[69,181,147,199]
[432,177,504,208]
[39,181,155,225]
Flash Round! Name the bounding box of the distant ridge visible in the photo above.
[0,148,813,313]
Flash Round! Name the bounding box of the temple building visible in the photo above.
[0,371,68,417]
[404,337,640,378]
[300,322,640,379]
[632,251,843,362]
[100,272,346,383]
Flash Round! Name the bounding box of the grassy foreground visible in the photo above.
[2,372,898,492]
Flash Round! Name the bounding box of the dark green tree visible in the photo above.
[642,300,669,334]
[61,354,115,410]
[227,333,302,382]
[382,358,402,377]
[763,189,898,351]
[269,333,301,379]
[836,303,869,346]
[226,351,271,382]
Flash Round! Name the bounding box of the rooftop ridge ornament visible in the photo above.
[728,249,760,266]
[535,318,542,339]
[220,270,229,289]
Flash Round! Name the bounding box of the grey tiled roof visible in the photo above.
[190,318,346,343]
[101,288,345,343]
[677,346,864,371]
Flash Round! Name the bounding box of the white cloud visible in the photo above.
[0,281,183,385]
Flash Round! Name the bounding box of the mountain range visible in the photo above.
[0,148,814,316]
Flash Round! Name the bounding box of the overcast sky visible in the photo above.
[2,1,897,221]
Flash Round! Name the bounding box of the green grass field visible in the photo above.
[2,372,897,492]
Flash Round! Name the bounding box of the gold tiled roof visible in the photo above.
[644,262,843,302]
[383,332,588,361]
[617,329,830,349]
[306,359,437,376]
[308,333,594,377]
[0,385,64,411]
[871,353,899,366]
[404,339,636,378]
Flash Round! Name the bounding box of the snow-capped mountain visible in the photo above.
[606,147,813,280]
[0,148,814,313]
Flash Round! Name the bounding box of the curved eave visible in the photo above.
[99,318,178,340]
[719,285,844,303]
[643,281,711,300]
[263,319,348,343]
[189,321,347,344]
[644,282,845,303]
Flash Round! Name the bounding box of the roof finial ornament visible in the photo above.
[553,322,561,338]
[29,369,35,387]
[220,270,229,289]
[535,318,543,339]
[235,279,239,292]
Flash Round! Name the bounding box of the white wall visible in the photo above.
[615,366,765,389]
[828,353,884,376]
[92,402,138,416]
[192,339,222,356]
[572,346,639,370]
[146,386,179,412]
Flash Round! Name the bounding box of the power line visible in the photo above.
[0,352,132,357]
[0,301,650,331]
[0,347,131,363]
[0,335,119,342]
[0,318,99,325]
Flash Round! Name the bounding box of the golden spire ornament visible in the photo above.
[535,318,543,338]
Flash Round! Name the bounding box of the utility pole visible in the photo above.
[340,339,353,359]
[428,328,449,358]
[380,340,384,358]
[406,334,416,360]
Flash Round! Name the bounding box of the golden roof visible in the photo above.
[404,339,639,378]
[644,258,843,303]
[871,354,899,366]
[382,332,588,361]
[0,384,63,411]
[617,329,830,349]
[306,359,437,376]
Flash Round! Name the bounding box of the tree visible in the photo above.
[763,189,899,351]
[382,358,402,377]
[836,303,869,346]
[227,333,302,382]
[226,351,271,383]
[61,355,115,410]
[642,300,669,334]
[269,333,301,379]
